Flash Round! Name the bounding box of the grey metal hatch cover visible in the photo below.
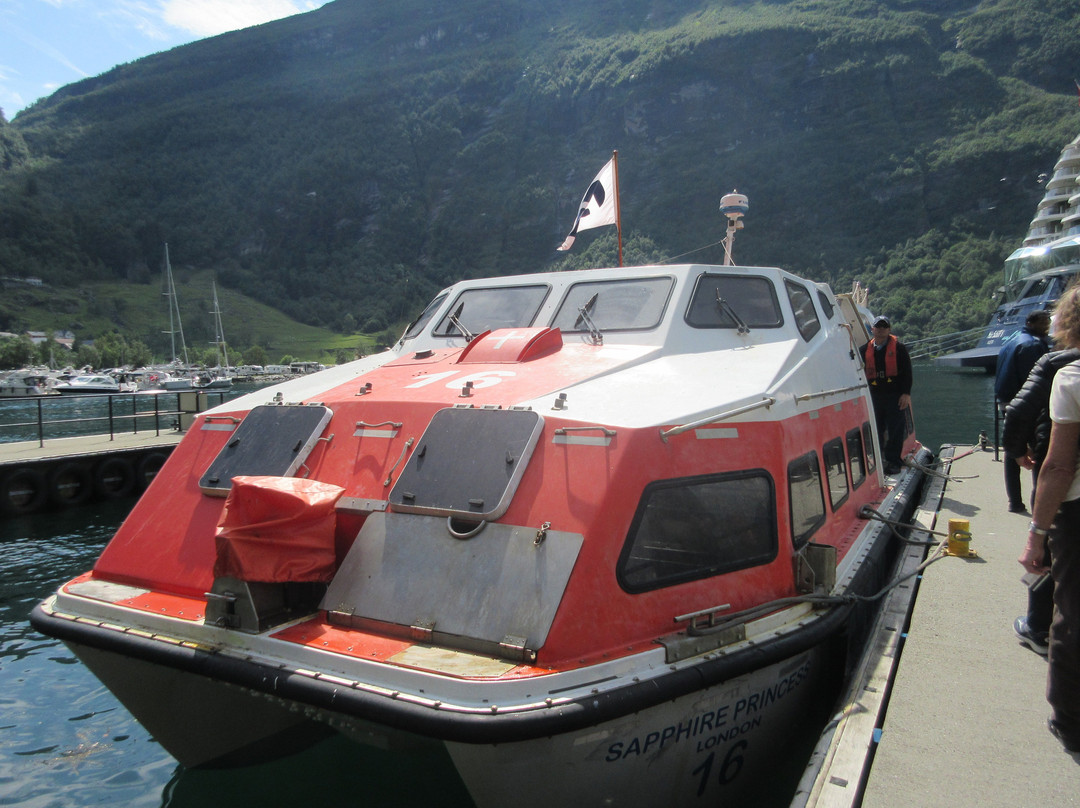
[198,404,332,496]
[323,511,584,655]
[388,406,543,521]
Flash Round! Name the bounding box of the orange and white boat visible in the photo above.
[33,258,926,806]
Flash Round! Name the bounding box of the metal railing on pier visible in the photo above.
[0,391,228,448]
[905,325,987,360]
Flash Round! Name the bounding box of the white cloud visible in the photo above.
[0,16,89,77]
[161,0,320,38]
[108,1,180,44]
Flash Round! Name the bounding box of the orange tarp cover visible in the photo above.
[214,476,345,582]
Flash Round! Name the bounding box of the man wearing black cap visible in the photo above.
[864,316,913,475]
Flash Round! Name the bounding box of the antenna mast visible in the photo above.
[719,191,748,266]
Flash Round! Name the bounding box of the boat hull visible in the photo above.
[69,640,333,768]
[931,345,997,370]
[56,626,837,807]
[446,647,835,808]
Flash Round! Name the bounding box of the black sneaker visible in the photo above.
[1008,503,1030,514]
[1048,717,1080,754]
[1014,616,1049,656]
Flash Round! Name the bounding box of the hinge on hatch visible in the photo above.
[410,618,435,642]
[499,634,536,664]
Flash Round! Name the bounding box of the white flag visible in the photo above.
[557,158,618,251]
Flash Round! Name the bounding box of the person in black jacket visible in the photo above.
[1004,347,1080,654]
[997,310,1052,512]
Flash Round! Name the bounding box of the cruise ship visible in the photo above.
[935,132,1080,370]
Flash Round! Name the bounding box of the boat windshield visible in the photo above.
[402,293,448,341]
[1003,248,1054,301]
[550,277,674,333]
[432,285,549,337]
[685,274,783,329]
[1002,237,1080,302]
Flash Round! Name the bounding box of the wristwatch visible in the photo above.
[1028,521,1049,536]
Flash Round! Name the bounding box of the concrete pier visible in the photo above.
[0,432,181,514]
[801,446,1080,806]
[861,445,1079,805]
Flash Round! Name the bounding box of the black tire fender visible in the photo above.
[135,451,168,491]
[0,467,48,515]
[48,462,94,507]
[95,456,136,499]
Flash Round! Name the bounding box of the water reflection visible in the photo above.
[160,735,474,807]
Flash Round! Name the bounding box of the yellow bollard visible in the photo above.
[946,517,975,557]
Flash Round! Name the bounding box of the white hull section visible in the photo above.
[446,649,828,808]
[68,630,827,807]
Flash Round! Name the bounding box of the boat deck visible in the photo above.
[804,445,1079,806]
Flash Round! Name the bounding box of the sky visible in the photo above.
[0,0,332,119]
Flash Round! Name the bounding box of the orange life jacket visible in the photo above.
[864,334,898,380]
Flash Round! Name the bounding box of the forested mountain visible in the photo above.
[2,0,1080,352]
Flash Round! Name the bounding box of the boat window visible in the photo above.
[785,280,821,342]
[433,285,550,337]
[823,437,849,509]
[847,427,866,489]
[550,276,674,333]
[686,274,783,329]
[862,422,877,474]
[617,471,777,593]
[402,293,448,340]
[788,451,825,548]
[817,290,835,319]
[1018,278,1052,301]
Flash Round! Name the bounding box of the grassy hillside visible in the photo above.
[0,271,371,364]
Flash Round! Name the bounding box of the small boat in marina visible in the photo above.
[0,370,59,397]
[158,370,233,391]
[155,254,233,391]
[32,203,929,806]
[52,374,132,395]
[161,282,235,391]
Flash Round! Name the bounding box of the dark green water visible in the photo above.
[910,361,997,453]
[0,364,991,807]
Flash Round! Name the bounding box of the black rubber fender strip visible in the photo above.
[31,598,852,746]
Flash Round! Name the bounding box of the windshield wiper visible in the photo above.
[575,293,603,344]
[447,302,475,342]
[715,290,750,334]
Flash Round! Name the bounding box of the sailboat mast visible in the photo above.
[162,244,189,366]
[211,280,229,372]
[164,245,175,363]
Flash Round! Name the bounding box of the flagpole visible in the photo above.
[612,150,623,267]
